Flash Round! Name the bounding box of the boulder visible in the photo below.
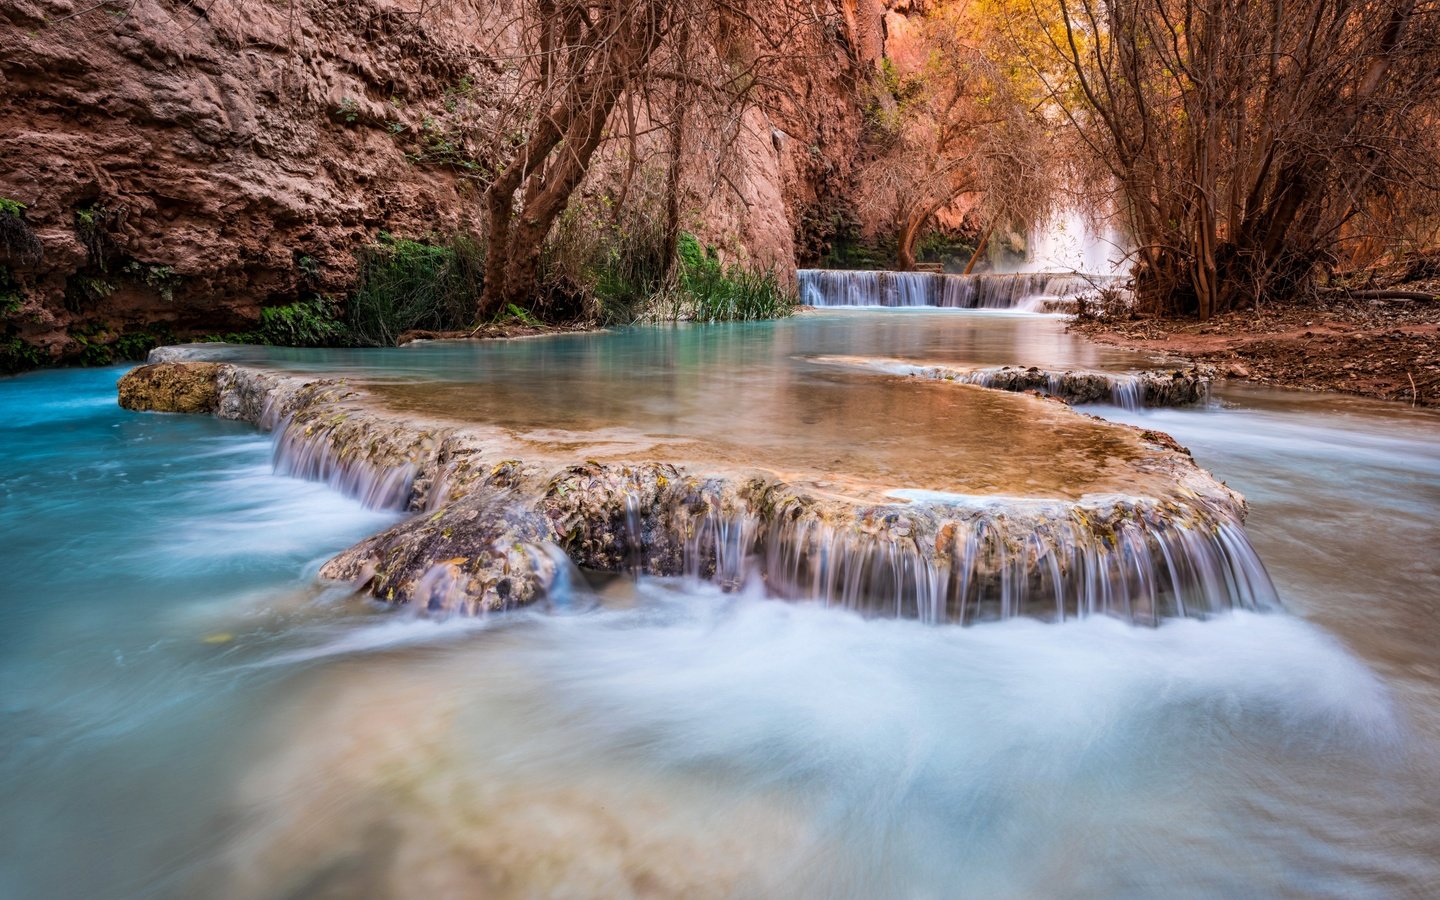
[117,362,221,413]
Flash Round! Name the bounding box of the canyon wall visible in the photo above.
[0,0,900,368]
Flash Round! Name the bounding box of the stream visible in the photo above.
[2,310,1437,898]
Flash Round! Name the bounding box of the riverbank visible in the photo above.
[1070,292,1440,407]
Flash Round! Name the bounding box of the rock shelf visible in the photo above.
[814,356,1213,408]
[117,353,1275,624]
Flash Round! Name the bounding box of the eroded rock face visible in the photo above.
[122,356,1278,624]
[117,362,221,413]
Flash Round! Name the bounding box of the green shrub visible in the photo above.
[200,296,351,348]
[348,233,482,346]
[672,233,796,322]
[258,296,350,347]
[1,334,44,374]
[545,184,669,326]
[118,261,182,302]
[0,198,43,265]
[68,322,115,366]
[1,266,23,316]
[113,327,172,361]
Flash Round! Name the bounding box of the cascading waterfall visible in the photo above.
[929,366,1176,411]
[676,503,1276,627]
[270,415,418,511]
[283,415,1277,626]
[798,269,1114,310]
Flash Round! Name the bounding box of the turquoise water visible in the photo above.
[2,314,1438,898]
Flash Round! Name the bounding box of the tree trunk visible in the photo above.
[963,225,992,275]
[896,197,949,271]
[662,19,692,282]
[479,1,667,319]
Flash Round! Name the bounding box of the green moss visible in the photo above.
[0,200,43,265]
[68,322,115,366]
[1,266,23,316]
[74,204,120,272]
[1,334,45,374]
[64,274,115,312]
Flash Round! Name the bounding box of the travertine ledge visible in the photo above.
[117,357,1273,624]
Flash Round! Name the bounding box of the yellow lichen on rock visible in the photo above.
[118,363,223,413]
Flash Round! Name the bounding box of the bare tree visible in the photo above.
[477,0,673,315]
[1014,0,1440,316]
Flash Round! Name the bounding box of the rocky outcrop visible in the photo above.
[117,361,221,412]
[120,355,1277,624]
[0,1,500,363]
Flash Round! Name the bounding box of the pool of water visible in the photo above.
[3,312,1438,898]
[169,310,1185,499]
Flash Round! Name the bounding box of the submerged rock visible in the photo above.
[816,356,1213,409]
[321,492,559,614]
[117,362,222,413]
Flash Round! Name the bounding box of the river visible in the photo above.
[2,309,1437,898]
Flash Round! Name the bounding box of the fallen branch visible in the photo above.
[1323,289,1440,302]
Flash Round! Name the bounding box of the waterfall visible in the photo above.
[271,416,419,511]
[798,269,1112,310]
[673,503,1276,627]
[813,357,1213,410]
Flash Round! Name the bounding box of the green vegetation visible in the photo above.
[1,334,44,374]
[121,261,180,302]
[66,321,148,366]
[335,98,360,124]
[559,223,794,324]
[348,233,483,346]
[258,296,351,347]
[1,198,43,266]
[74,204,119,271]
[1,266,23,316]
[112,327,172,361]
[666,233,795,322]
[194,235,483,349]
[12,222,795,373]
[201,296,349,348]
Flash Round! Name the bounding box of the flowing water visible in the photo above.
[2,311,1438,898]
[797,269,1114,310]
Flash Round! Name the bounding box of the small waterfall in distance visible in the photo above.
[797,269,1113,310]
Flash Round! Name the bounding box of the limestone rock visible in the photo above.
[117,362,221,413]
